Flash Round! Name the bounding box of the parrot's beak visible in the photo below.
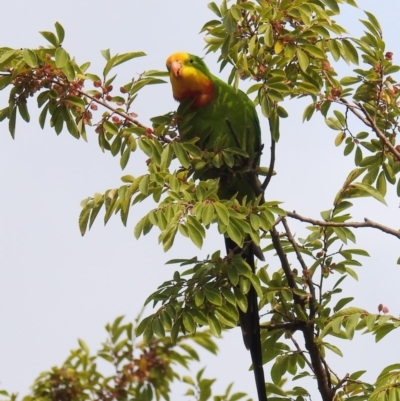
[169,60,182,78]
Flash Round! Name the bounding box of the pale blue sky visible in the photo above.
[1,1,400,399]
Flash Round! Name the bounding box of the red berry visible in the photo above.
[385,52,393,61]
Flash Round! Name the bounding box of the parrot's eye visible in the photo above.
[189,59,194,64]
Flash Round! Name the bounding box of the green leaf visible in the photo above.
[227,264,239,286]
[204,286,222,306]
[67,95,85,109]
[208,2,222,17]
[39,103,49,129]
[325,117,342,130]
[345,313,360,339]
[202,203,214,226]
[334,131,346,146]
[226,224,243,248]
[54,22,65,43]
[55,47,69,68]
[103,51,145,77]
[104,121,119,135]
[23,48,38,67]
[234,288,248,313]
[334,297,354,313]
[101,49,110,60]
[264,24,273,48]
[138,174,149,195]
[62,61,75,81]
[323,342,343,357]
[303,44,325,59]
[321,0,340,13]
[9,105,17,138]
[173,141,190,168]
[39,31,59,47]
[342,39,359,65]
[214,202,229,225]
[271,356,288,385]
[78,203,91,236]
[364,11,382,35]
[332,226,348,244]
[182,312,196,334]
[265,382,287,397]
[376,171,387,197]
[296,48,309,72]
[0,49,18,67]
[207,313,222,337]
[352,182,387,205]
[186,219,204,249]
[18,101,30,123]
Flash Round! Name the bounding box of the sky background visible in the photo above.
[1,1,400,400]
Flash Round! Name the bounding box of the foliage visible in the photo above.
[0,316,248,401]
[1,1,400,401]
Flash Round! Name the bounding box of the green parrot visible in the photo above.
[166,52,267,401]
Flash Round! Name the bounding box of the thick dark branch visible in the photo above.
[286,211,400,240]
[260,321,301,332]
[281,218,317,319]
[320,356,332,389]
[303,323,334,401]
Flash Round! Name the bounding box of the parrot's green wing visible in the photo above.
[177,77,262,201]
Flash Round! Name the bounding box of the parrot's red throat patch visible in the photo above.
[174,83,215,108]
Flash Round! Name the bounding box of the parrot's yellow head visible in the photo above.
[166,52,214,108]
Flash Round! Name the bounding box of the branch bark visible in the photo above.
[286,211,400,240]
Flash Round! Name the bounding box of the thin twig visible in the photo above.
[77,89,152,132]
[354,101,400,161]
[333,373,349,392]
[286,211,400,240]
[281,218,317,319]
[270,227,303,305]
[322,70,400,162]
[261,139,275,191]
[288,332,314,372]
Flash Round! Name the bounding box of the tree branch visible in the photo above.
[261,139,275,191]
[354,101,400,161]
[303,322,334,401]
[322,70,400,162]
[286,211,400,240]
[281,218,317,319]
[270,227,303,305]
[288,332,314,372]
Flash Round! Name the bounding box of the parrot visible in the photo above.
[166,52,267,401]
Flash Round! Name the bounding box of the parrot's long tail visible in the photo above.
[225,237,267,401]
